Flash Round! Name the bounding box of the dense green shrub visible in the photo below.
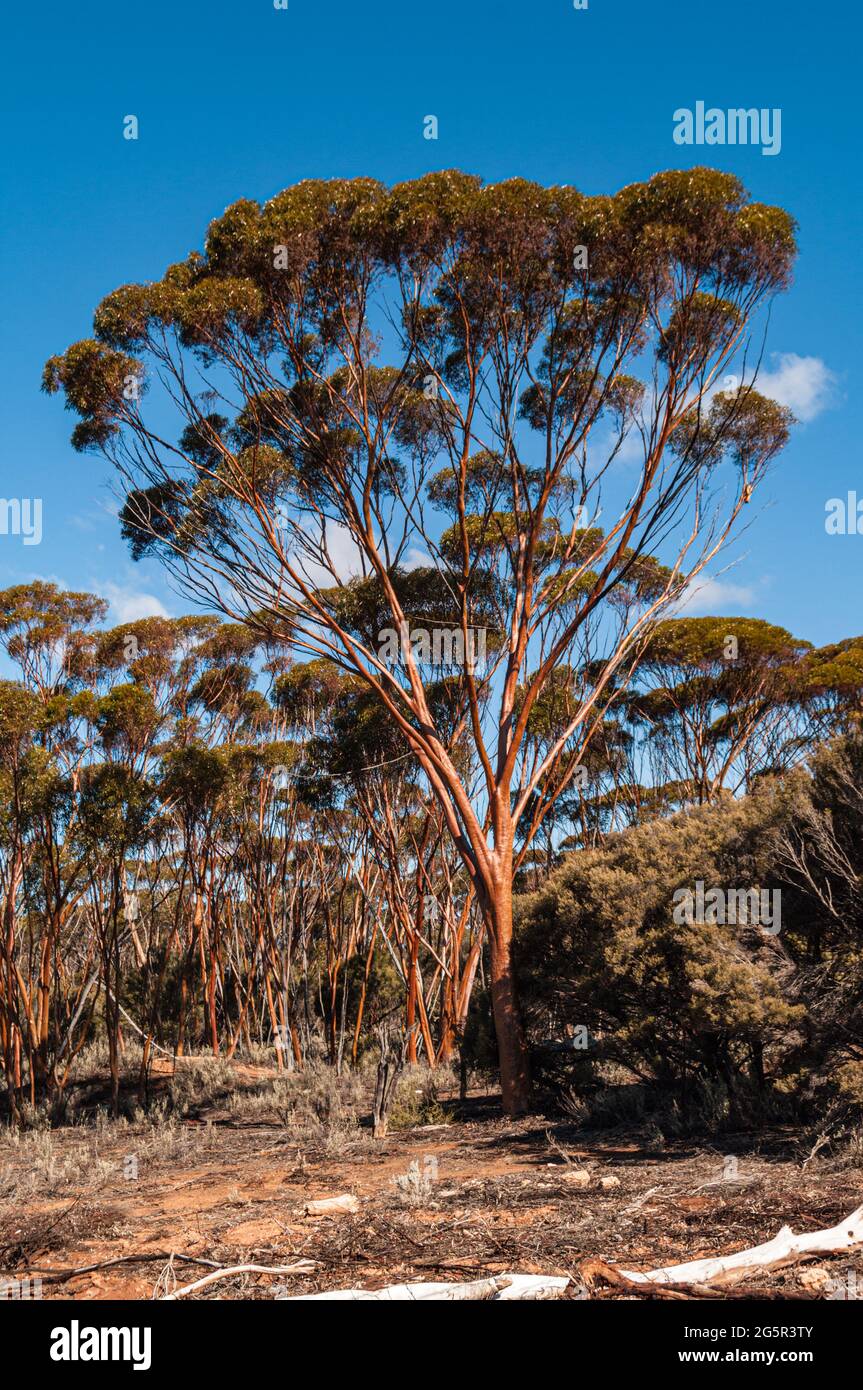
[516,780,805,1125]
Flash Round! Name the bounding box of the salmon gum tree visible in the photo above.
[44,169,797,1114]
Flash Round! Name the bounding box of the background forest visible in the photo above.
[3,578,862,1148]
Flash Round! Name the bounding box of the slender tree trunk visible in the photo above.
[352,922,379,1063]
[483,868,531,1117]
[405,931,419,1065]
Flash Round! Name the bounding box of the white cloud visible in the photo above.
[612,427,646,466]
[672,575,755,616]
[15,571,69,589]
[742,353,837,423]
[299,522,365,588]
[297,524,430,585]
[103,582,170,624]
[591,352,836,475]
[402,547,432,571]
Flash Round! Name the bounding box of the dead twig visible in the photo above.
[11,1251,257,1287]
[160,1259,316,1300]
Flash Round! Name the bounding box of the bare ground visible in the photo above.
[2,1063,861,1301]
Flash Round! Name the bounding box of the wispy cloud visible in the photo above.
[672,575,755,616]
[749,352,838,423]
[609,352,837,470]
[103,582,170,624]
[402,546,432,571]
[300,522,365,588]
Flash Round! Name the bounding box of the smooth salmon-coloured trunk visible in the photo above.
[481,861,531,1117]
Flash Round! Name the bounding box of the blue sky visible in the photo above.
[1,0,859,645]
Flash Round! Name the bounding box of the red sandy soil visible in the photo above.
[2,1077,860,1301]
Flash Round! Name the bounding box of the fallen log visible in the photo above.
[580,1259,821,1301]
[617,1202,863,1287]
[284,1274,570,1301]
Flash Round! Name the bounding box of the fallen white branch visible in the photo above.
[161,1259,315,1300]
[303,1194,359,1216]
[619,1203,863,1287]
[284,1274,570,1301]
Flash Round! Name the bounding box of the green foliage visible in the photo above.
[42,339,143,451]
[387,1068,449,1130]
[76,762,156,852]
[517,786,803,1116]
